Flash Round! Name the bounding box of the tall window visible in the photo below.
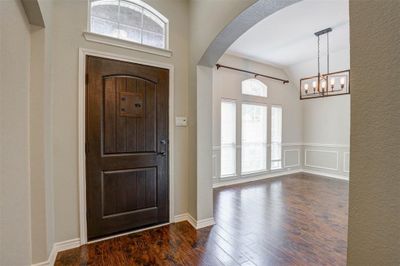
[271,106,282,170]
[220,101,236,177]
[90,0,168,49]
[241,104,267,174]
[242,78,267,97]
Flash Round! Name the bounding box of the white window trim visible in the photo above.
[83,31,172,57]
[86,0,171,57]
[220,99,237,178]
[270,105,283,170]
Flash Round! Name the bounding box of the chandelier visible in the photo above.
[300,27,350,100]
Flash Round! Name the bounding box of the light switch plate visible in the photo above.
[175,116,188,127]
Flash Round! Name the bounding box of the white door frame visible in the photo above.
[78,48,175,244]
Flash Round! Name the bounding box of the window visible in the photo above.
[241,104,267,174]
[271,106,282,170]
[242,78,267,97]
[90,0,168,49]
[220,101,236,177]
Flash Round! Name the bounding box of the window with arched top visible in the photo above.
[241,78,268,97]
[89,0,168,49]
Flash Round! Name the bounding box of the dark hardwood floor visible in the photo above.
[56,173,348,265]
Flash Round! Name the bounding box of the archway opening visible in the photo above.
[196,0,350,263]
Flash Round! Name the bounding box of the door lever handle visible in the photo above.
[157,151,167,156]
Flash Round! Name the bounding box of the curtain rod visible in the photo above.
[216,64,289,84]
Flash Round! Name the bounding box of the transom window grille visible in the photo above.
[241,78,268,97]
[90,0,168,49]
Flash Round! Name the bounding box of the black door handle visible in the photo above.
[157,152,167,156]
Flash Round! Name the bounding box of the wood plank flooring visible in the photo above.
[56,173,348,265]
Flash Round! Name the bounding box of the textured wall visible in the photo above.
[347,0,400,264]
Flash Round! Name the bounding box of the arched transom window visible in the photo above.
[90,0,168,49]
[241,78,268,97]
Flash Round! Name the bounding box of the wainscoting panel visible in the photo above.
[284,149,300,168]
[212,154,217,179]
[305,149,339,171]
[213,143,349,186]
[303,144,349,179]
[343,152,350,173]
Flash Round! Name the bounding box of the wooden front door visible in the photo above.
[86,56,169,240]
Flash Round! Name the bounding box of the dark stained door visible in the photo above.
[86,56,169,240]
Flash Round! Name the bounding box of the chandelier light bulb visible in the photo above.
[304,83,309,94]
[300,28,349,99]
[321,80,327,91]
[340,77,346,89]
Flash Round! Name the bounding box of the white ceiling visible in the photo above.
[227,0,349,67]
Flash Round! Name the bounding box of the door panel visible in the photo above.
[86,56,169,240]
[102,168,157,217]
[103,77,157,154]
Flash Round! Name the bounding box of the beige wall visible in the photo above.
[285,48,350,178]
[347,0,400,264]
[30,26,49,263]
[0,0,32,265]
[30,0,56,263]
[287,48,351,145]
[188,0,256,219]
[46,0,189,243]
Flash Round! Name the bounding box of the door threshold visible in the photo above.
[87,222,170,245]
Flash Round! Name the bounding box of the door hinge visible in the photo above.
[85,142,89,154]
[85,74,89,85]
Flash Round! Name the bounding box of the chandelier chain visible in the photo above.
[327,32,330,74]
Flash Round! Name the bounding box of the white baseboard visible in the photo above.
[32,238,80,266]
[174,213,215,229]
[302,169,349,181]
[213,168,348,188]
[174,213,189,223]
[32,213,217,266]
[213,169,303,188]
[196,217,215,229]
